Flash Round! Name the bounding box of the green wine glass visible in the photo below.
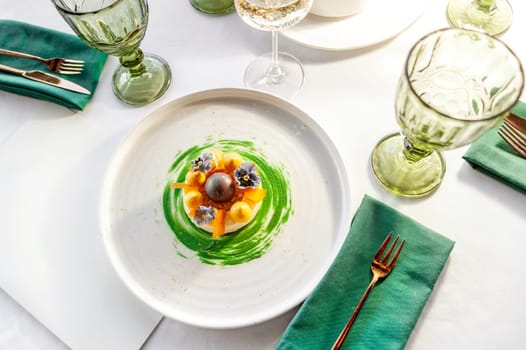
[371,28,524,197]
[447,0,513,36]
[52,0,172,106]
[191,0,235,15]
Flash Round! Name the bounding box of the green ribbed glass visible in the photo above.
[191,0,235,14]
[52,0,171,105]
[371,28,524,197]
[446,0,513,36]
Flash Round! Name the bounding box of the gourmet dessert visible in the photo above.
[171,149,266,238]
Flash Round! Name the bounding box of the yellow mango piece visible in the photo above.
[185,170,206,186]
[182,185,199,194]
[212,209,226,238]
[224,152,243,172]
[184,190,203,209]
[212,149,225,170]
[243,187,266,203]
[229,201,252,223]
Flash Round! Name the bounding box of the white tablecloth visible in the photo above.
[1,0,526,349]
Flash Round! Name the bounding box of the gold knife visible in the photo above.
[0,63,90,95]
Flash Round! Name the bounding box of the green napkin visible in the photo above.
[463,101,526,194]
[0,20,108,110]
[276,195,454,350]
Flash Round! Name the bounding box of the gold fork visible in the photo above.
[0,48,84,75]
[498,113,526,159]
[331,233,405,350]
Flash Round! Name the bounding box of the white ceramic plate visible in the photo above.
[282,0,431,51]
[100,88,351,328]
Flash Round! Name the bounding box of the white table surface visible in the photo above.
[1,0,526,349]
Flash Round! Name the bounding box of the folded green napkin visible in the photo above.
[276,195,454,350]
[463,101,526,194]
[0,20,108,110]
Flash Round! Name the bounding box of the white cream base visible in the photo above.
[183,201,262,234]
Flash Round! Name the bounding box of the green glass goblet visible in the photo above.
[52,0,172,106]
[371,28,524,197]
[191,0,235,15]
[447,0,513,36]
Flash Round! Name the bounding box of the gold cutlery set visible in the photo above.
[0,48,89,95]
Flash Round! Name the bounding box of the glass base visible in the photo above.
[190,0,234,15]
[371,133,446,198]
[244,52,305,99]
[446,0,513,36]
[112,53,172,106]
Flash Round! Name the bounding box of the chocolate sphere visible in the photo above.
[205,172,235,202]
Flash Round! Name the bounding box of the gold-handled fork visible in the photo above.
[498,113,526,159]
[0,48,84,75]
[331,233,405,350]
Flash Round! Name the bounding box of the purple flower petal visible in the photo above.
[191,152,213,173]
[193,205,216,226]
[234,162,261,189]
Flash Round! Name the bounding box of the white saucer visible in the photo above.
[282,0,432,51]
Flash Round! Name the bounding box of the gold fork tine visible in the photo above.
[57,65,84,75]
[498,121,526,158]
[506,112,526,134]
[388,239,405,268]
[504,119,526,146]
[61,62,84,68]
[57,70,83,75]
[374,231,392,260]
[381,235,399,264]
[63,59,85,64]
[331,233,405,350]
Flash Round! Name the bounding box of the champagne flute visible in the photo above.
[447,0,513,36]
[371,28,524,197]
[234,0,313,99]
[52,0,172,106]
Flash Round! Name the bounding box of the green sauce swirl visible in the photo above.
[162,140,293,265]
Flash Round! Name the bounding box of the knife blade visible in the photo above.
[0,63,90,95]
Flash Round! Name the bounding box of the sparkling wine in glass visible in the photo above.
[234,0,313,99]
[447,0,513,36]
[52,0,172,106]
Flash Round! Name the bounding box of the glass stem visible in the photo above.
[265,31,284,85]
[402,137,433,163]
[272,31,279,66]
[476,0,496,13]
[119,47,145,77]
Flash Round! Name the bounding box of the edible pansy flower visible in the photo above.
[234,162,261,189]
[191,152,213,173]
[193,205,216,226]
